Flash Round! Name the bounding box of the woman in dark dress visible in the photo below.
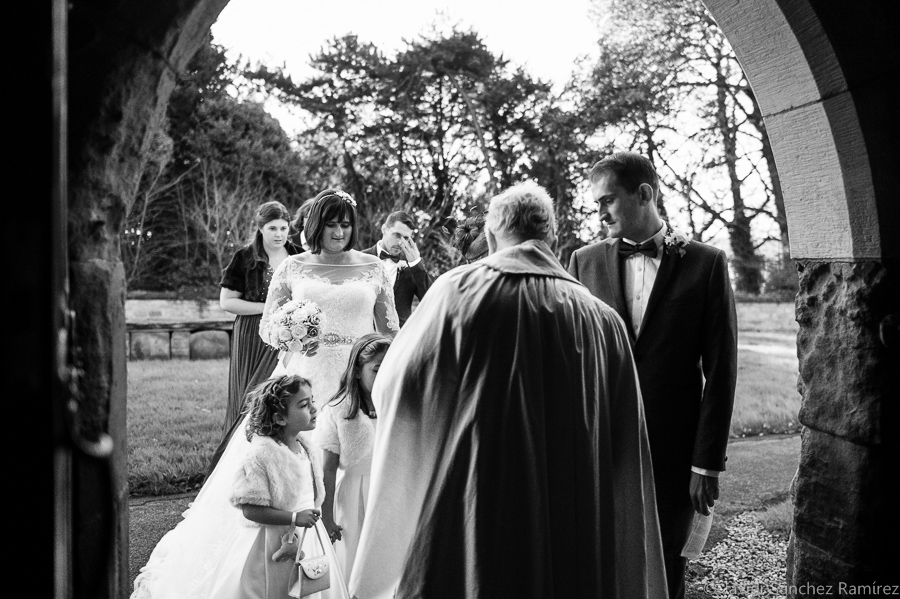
[219,201,302,431]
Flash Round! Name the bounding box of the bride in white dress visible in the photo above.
[131,190,399,599]
[262,218,399,388]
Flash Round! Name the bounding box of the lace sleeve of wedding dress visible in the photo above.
[373,263,400,334]
[259,257,297,346]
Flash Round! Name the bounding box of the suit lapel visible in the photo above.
[604,241,635,340]
[637,243,679,343]
[394,266,406,289]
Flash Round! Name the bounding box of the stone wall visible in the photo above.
[126,299,235,360]
[788,260,900,589]
[126,298,233,322]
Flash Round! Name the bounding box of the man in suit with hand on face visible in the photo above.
[363,211,431,327]
[568,151,738,599]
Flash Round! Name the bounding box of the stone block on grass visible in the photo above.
[190,331,230,360]
[130,332,170,360]
[171,331,191,359]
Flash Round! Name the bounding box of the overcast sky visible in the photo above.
[212,0,600,96]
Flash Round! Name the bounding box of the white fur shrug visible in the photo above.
[312,400,375,471]
[230,434,326,522]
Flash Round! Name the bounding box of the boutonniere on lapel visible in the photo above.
[663,228,691,257]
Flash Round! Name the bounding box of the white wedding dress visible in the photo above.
[130,258,398,599]
[262,259,400,389]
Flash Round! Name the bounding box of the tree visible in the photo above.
[123,35,311,292]
[247,31,500,258]
[247,35,387,203]
[247,35,410,246]
[521,98,595,265]
[245,28,597,274]
[121,117,195,288]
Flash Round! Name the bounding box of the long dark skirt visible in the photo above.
[206,314,278,477]
[224,313,279,429]
[206,313,278,479]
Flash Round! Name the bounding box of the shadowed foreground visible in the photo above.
[129,435,800,594]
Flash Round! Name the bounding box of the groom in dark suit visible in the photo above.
[363,211,432,327]
[568,151,737,599]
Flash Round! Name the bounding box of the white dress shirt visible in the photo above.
[376,241,421,289]
[622,224,720,479]
[622,224,666,338]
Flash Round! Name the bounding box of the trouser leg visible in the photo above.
[657,498,694,599]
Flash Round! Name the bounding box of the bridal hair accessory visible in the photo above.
[333,190,357,207]
[288,525,331,597]
[663,227,691,257]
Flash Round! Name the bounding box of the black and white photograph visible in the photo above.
[20,0,899,597]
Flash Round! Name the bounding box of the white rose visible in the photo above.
[290,324,308,340]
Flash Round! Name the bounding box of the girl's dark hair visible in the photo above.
[452,214,488,263]
[329,333,392,420]
[304,189,359,253]
[245,201,292,269]
[244,374,313,441]
[290,197,316,238]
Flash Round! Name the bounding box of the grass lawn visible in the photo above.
[732,348,800,436]
[127,302,801,496]
[127,359,228,496]
[755,498,793,538]
[733,302,800,437]
[735,300,798,333]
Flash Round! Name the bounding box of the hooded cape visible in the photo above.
[349,240,667,599]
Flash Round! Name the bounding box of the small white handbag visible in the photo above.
[288,524,331,598]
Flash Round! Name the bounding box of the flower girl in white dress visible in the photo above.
[131,375,350,599]
[314,333,392,585]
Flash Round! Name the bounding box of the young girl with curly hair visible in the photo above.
[132,375,350,599]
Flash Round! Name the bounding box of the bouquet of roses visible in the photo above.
[263,298,325,356]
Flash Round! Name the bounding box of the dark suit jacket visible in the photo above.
[363,245,432,326]
[567,234,737,503]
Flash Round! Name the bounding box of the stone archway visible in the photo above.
[63,2,230,595]
[60,0,898,596]
[702,0,900,590]
[704,0,900,595]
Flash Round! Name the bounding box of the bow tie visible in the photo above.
[618,239,658,258]
[379,250,402,263]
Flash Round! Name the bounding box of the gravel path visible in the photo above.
[687,511,788,598]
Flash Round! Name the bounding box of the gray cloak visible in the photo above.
[349,239,667,599]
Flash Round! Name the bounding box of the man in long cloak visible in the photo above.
[349,182,668,599]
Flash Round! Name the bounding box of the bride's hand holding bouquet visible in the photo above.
[262,298,326,366]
